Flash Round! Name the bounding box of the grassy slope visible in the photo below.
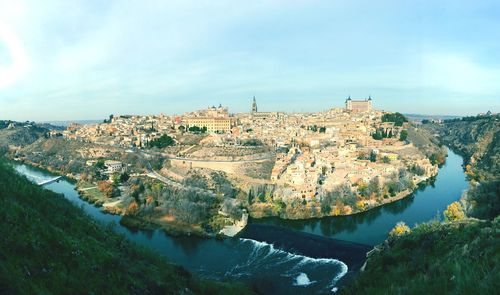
[0,159,254,295]
[341,117,500,294]
[430,117,500,219]
[340,219,500,295]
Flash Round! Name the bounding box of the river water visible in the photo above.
[14,150,467,294]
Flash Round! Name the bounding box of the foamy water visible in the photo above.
[235,238,348,290]
[15,165,51,184]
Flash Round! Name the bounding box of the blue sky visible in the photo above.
[0,0,499,121]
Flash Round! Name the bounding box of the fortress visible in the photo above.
[345,96,373,112]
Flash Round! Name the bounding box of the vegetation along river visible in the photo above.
[14,149,467,294]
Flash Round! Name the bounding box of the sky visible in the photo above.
[0,0,499,121]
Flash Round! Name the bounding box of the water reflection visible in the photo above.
[251,150,468,245]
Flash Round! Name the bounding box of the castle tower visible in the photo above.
[345,95,352,110]
[252,96,258,113]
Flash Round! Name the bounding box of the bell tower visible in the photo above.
[252,96,258,113]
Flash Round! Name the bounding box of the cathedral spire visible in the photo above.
[252,96,258,113]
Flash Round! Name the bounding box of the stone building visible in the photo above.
[345,96,373,112]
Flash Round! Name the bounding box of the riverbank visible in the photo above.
[13,162,361,294]
[249,173,438,221]
[1,158,255,294]
[249,149,467,246]
[16,156,439,240]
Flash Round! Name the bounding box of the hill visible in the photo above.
[341,114,500,294]
[0,121,49,150]
[0,158,254,294]
[340,219,499,295]
[427,114,500,219]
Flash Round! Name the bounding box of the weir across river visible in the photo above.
[37,176,62,186]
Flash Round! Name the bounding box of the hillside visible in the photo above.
[0,158,254,294]
[340,219,499,295]
[426,115,500,219]
[341,114,500,294]
[0,121,49,150]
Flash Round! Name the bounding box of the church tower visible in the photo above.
[252,96,258,113]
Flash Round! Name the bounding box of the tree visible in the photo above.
[321,198,332,214]
[389,221,410,237]
[97,181,114,198]
[95,159,105,169]
[399,130,408,141]
[382,112,408,126]
[444,202,466,221]
[119,172,130,183]
[148,134,174,148]
[372,130,383,140]
[370,150,377,162]
[248,189,255,204]
[368,177,380,196]
[242,139,263,146]
[409,165,425,176]
[187,126,207,133]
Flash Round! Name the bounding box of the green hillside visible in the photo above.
[340,219,499,295]
[0,158,254,295]
[341,115,500,294]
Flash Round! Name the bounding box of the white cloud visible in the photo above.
[0,21,31,89]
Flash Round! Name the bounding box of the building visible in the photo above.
[183,105,234,134]
[104,160,123,173]
[184,117,232,134]
[250,97,284,120]
[252,96,258,113]
[345,96,373,112]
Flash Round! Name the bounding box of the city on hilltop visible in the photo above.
[1,1,498,294]
[27,96,442,225]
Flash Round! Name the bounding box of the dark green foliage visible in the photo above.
[0,159,254,294]
[372,130,383,140]
[188,126,207,133]
[340,219,500,295]
[444,113,499,123]
[247,189,255,204]
[241,139,263,146]
[95,158,105,169]
[148,134,175,148]
[370,150,377,162]
[409,164,425,176]
[467,180,500,220]
[399,129,408,141]
[119,172,130,183]
[382,112,408,126]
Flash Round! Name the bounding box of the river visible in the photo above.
[13,149,467,294]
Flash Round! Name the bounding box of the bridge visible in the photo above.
[38,176,62,186]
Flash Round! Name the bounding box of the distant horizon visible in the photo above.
[0,100,492,123]
[1,1,499,121]
[7,107,483,124]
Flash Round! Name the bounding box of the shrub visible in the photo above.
[389,221,411,237]
[444,201,466,221]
